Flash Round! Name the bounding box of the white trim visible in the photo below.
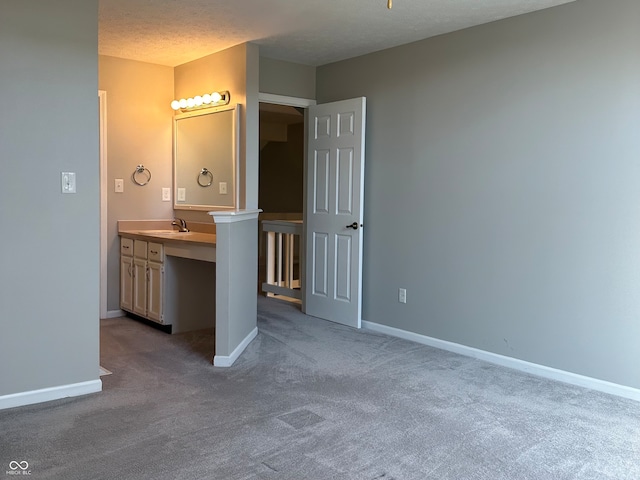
[208,209,262,223]
[362,320,640,402]
[0,380,102,411]
[213,327,258,367]
[258,92,316,108]
[99,91,108,320]
[106,309,126,319]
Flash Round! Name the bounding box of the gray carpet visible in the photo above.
[1,296,639,479]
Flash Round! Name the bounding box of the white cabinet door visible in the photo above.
[133,257,148,316]
[120,255,133,312]
[146,261,163,323]
[304,97,366,328]
[119,237,166,324]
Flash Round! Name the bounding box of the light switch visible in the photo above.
[114,178,124,193]
[61,172,76,194]
[162,187,171,202]
[177,188,186,202]
[219,182,227,194]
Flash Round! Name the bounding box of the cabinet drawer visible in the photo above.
[148,242,164,263]
[134,239,148,259]
[121,237,134,256]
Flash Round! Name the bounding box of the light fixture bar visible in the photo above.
[170,90,230,112]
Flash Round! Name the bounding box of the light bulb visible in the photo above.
[202,94,212,104]
[211,91,222,103]
[178,98,187,109]
[186,97,196,108]
[170,100,180,110]
[194,95,203,106]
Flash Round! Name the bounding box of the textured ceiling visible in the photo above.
[99,0,576,67]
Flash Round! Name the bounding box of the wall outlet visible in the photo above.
[114,178,124,193]
[219,182,227,194]
[398,288,407,304]
[162,187,171,202]
[177,187,186,202]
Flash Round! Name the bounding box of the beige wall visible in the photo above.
[100,45,261,310]
[174,43,261,218]
[99,55,175,312]
[98,45,305,313]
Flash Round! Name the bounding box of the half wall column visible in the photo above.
[208,209,262,366]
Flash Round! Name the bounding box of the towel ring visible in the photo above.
[132,165,151,186]
[197,168,213,187]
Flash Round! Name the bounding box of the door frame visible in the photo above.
[99,90,107,319]
[258,93,316,109]
[257,93,316,311]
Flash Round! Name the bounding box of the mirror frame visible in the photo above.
[173,103,240,211]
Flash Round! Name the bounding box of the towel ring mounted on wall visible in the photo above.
[132,164,151,186]
[197,168,213,187]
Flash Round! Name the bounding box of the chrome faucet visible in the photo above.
[171,218,189,232]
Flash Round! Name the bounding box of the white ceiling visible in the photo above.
[98,0,576,67]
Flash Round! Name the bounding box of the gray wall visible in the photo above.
[0,0,100,395]
[317,0,640,388]
[259,57,316,99]
[214,217,259,357]
[99,55,175,313]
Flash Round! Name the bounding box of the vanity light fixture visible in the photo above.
[170,90,230,112]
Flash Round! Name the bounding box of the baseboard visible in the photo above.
[362,320,640,402]
[0,379,102,411]
[105,309,125,319]
[214,327,258,367]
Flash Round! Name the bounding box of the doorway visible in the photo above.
[258,94,367,329]
[257,94,315,306]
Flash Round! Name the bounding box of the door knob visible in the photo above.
[346,222,360,230]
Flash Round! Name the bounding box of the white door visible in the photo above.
[304,97,366,328]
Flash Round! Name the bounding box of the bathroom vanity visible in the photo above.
[118,210,260,367]
[119,221,217,333]
[117,103,259,366]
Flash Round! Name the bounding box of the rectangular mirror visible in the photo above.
[174,104,239,210]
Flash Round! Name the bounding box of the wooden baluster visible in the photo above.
[266,231,275,297]
[276,232,283,287]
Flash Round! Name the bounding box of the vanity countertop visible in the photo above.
[119,229,216,246]
[118,220,216,247]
